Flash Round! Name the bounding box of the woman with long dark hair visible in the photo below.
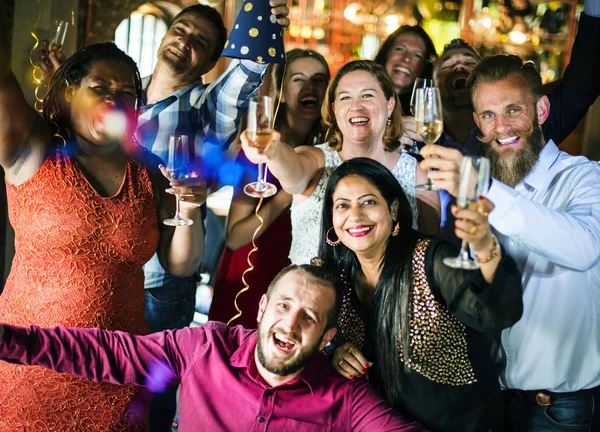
[319,158,523,432]
[0,35,204,429]
[209,49,330,327]
[374,25,437,115]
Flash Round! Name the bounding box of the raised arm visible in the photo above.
[226,150,292,250]
[0,26,50,184]
[0,324,204,387]
[487,161,600,271]
[428,238,524,333]
[543,0,600,145]
[240,130,325,195]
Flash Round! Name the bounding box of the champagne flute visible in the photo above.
[409,78,432,116]
[50,20,68,53]
[164,134,194,226]
[406,78,432,156]
[443,156,490,270]
[244,96,277,198]
[414,87,443,191]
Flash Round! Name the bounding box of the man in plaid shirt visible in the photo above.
[135,3,290,429]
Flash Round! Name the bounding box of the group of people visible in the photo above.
[0,0,599,431]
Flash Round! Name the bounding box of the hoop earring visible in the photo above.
[325,227,341,247]
[391,222,400,237]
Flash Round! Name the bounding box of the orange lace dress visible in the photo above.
[0,147,159,431]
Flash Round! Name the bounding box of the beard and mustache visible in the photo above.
[256,321,323,377]
[479,117,545,187]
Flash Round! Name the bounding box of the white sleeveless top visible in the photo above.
[289,143,418,264]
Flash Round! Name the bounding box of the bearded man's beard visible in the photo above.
[481,118,545,187]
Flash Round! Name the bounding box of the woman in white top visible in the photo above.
[241,60,439,264]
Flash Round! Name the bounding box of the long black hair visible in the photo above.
[317,157,418,407]
[43,42,142,142]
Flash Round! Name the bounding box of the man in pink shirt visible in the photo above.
[0,264,425,431]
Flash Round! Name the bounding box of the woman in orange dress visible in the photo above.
[0,35,205,430]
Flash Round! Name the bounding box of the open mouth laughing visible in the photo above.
[349,116,369,126]
[272,331,298,353]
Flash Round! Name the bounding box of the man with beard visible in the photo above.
[0,264,425,431]
[400,0,600,154]
[423,54,600,431]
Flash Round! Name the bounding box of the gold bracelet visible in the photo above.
[476,234,499,264]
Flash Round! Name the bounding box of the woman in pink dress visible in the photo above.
[0,34,205,430]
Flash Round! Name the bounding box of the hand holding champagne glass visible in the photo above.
[404,78,432,156]
[50,20,68,53]
[244,96,278,198]
[164,134,194,226]
[414,87,443,191]
[443,156,491,269]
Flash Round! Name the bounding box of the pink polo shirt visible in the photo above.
[0,322,425,431]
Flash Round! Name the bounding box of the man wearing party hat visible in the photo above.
[136,2,288,428]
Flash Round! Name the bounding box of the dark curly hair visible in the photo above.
[43,42,142,142]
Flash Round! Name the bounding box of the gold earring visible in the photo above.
[325,227,341,246]
[391,222,400,237]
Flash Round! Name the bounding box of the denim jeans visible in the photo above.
[144,276,197,432]
[504,387,599,432]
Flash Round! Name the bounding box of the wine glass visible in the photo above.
[163,134,194,226]
[443,156,490,270]
[244,96,277,198]
[50,20,68,53]
[405,78,432,156]
[414,87,443,191]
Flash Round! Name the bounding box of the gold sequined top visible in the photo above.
[337,238,477,386]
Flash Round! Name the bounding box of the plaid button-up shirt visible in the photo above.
[137,59,266,289]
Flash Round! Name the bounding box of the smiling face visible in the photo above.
[473,74,547,186]
[68,59,138,146]
[436,48,480,110]
[384,32,427,95]
[332,175,396,261]
[156,12,218,80]
[255,270,337,382]
[333,70,395,147]
[281,57,329,123]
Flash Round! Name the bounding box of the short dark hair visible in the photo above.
[439,38,482,62]
[321,60,403,152]
[266,264,341,330]
[467,54,542,105]
[43,42,142,141]
[374,25,437,80]
[172,5,228,61]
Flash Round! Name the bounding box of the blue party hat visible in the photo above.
[222,0,285,64]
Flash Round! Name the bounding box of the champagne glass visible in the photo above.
[406,78,432,156]
[164,134,194,226]
[443,156,490,270]
[414,87,443,191]
[244,96,277,198]
[409,78,432,116]
[50,20,68,53]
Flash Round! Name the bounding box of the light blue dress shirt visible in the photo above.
[487,140,600,392]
